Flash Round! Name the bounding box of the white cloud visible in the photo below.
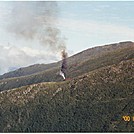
[0,45,58,75]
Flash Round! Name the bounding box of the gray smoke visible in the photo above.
[7,1,66,52]
[60,50,68,80]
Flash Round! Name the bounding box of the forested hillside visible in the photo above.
[0,41,133,132]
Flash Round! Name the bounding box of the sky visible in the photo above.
[0,1,134,75]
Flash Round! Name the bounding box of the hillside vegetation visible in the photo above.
[0,41,134,132]
[0,58,133,132]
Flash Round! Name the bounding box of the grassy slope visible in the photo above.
[0,58,134,132]
[0,44,134,92]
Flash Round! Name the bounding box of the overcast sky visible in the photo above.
[0,1,134,75]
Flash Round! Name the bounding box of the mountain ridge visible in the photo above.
[0,41,133,92]
[0,41,133,80]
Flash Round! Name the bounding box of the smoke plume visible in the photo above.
[60,50,68,80]
[7,1,66,53]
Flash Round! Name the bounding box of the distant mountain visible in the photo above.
[0,63,59,80]
[0,58,133,132]
[0,41,133,92]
